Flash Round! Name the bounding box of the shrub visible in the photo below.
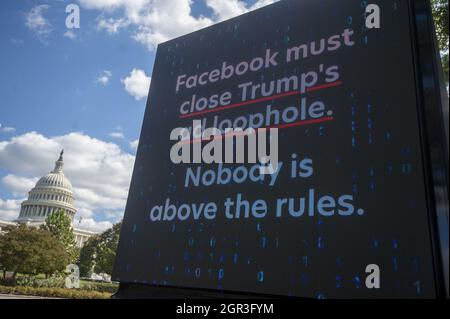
[15,276,66,288]
[79,280,118,293]
[1,275,67,288]
[0,285,111,299]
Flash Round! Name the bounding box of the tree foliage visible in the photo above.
[78,222,121,277]
[94,222,121,275]
[41,209,79,263]
[432,0,449,84]
[0,224,68,278]
[78,236,98,277]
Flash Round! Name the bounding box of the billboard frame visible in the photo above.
[113,0,449,299]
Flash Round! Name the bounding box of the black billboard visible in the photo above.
[112,0,448,298]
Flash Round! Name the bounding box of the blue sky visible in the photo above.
[0,1,150,148]
[0,0,276,232]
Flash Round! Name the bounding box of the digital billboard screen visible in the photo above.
[113,0,440,298]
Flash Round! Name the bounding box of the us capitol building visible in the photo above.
[0,151,97,247]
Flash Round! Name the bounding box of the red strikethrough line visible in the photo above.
[179,116,334,144]
[178,80,342,119]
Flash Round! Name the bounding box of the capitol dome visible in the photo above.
[17,150,77,224]
[36,170,73,190]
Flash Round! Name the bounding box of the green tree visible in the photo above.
[78,222,121,277]
[41,209,79,263]
[94,222,122,275]
[78,235,99,277]
[0,224,68,279]
[431,0,449,85]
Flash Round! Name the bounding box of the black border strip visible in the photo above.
[409,0,449,298]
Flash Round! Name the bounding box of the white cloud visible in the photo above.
[250,0,277,10]
[205,0,248,21]
[25,4,53,44]
[79,0,125,10]
[129,139,139,149]
[0,199,23,221]
[121,68,151,100]
[79,0,277,51]
[63,30,77,39]
[130,0,213,51]
[0,131,135,231]
[2,175,38,197]
[73,217,113,232]
[206,0,278,20]
[109,131,125,139]
[97,17,130,34]
[96,70,112,85]
[0,125,16,133]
